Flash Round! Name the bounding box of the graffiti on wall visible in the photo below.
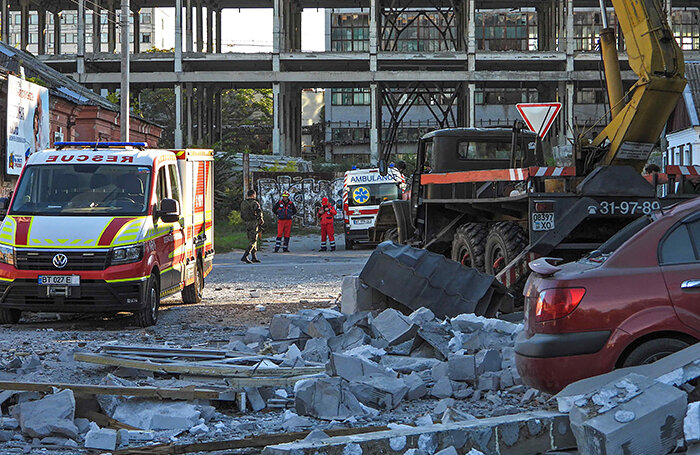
[254,173,344,226]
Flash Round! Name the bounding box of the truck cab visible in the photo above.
[0,142,214,327]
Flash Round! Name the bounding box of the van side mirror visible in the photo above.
[378,160,388,176]
[158,198,180,223]
[0,197,9,217]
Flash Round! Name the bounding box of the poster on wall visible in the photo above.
[6,74,50,175]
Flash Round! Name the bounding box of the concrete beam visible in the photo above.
[262,411,575,455]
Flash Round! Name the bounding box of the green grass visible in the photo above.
[214,222,324,253]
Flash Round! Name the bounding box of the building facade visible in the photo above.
[324,6,700,162]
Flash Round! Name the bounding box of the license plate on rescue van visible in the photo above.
[38,275,80,286]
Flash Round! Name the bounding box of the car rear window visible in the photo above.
[597,216,652,255]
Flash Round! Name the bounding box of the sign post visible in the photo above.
[516,103,562,139]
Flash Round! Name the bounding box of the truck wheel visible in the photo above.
[485,222,527,276]
[451,223,487,272]
[182,260,204,304]
[344,237,354,250]
[383,228,399,244]
[135,274,159,327]
[622,338,690,367]
[0,309,20,324]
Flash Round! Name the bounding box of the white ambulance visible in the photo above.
[0,142,214,327]
[342,166,405,250]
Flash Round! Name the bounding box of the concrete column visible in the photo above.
[1,0,8,44]
[185,0,193,52]
[370,83,382,164]
[37,8,46,55]
[20,0,28,51]
[53,11,61,55]
[206,3,213,53]
[174,0,183,148]
[272,0,283,71]
[196,1,203,52]
[664,0,672,24]
[468,83,476,128]
[186,83,193,146]
[133,9,140,53]
[77,0,86,73]
[292,4,302,52]
[197,86,203,144]
[290,85,301,156]
[565,0,574,72]
[216,90,223,143]
[273,83,282,154]
[467,0,475,72]
[215,8,221,53]
[92,1,101,54]
[565,82,574,144]
[108,0,116,52]
[369,0,379,71]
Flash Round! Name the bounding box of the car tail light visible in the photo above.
[535,287,586,322]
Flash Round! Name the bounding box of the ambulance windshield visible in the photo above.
[10,164,152,216]
[348,183,401,207]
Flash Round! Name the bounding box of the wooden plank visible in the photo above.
[80,410,141,431]
[101,345,227,359]
[114,425,390,454]
[74,352,325,378]
[0,380,230,401]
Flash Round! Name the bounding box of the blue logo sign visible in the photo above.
[352,187,370,204]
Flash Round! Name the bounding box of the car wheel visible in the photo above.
[135,274,159,327]
[451,223,487,272]
[484,222,528,276]
[0,308,20,324]
[622,338,691,367]
[182,259,204,304]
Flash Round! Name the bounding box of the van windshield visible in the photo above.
[10,164,151,216]
[349,183,401,207]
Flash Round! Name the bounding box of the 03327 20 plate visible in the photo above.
[38,275,80,286]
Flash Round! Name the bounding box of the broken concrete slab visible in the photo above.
[262,411,575,455]
[477,373,500,391]
[431,377,453,399]
[447,354,476,382]
[117,429,154,446]
[12,389,79,440]
[381,356,442,374]
[686,402,700,445]
[569,373,687,455]
[409,307,437,327]
[475,350,502,374]
[298,308,346,334]
[328,327,371,353]
[293,314,336,339]
[450,314,521,336]
[405,372,428,400]
[244,326,271,345]
[327,352,396,382]
[371,309,419,346]
[342,345,386,362]
[435,446,458,455]
[294,377,368,421]
[108,400,205,430]
[557,342,700,413]
[342,312,374,334]
[283,410,314,431]
[349,375,409,410]
[301,338,330,364]
[84,427,117,451]
[270,314,301,340]
[415,322,453,360]
[341,276,387,315]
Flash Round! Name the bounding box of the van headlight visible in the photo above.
[0,244,14,266]
[111,244,143,265]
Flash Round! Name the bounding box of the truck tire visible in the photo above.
[383,228,399,244]
[135,274,160,327]
[485,222,528,276]
[451,223,487,272]
[621,338,690,367]
[182,259,204,304]
[344,236,354,250]
[0,309,20,324]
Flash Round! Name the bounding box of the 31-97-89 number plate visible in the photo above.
[594,200,661,216]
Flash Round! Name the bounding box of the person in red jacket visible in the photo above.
[274,192,296,253]
[317,197,337,252]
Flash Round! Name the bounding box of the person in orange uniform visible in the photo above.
[317,197,337,252]
[274,192,296,253]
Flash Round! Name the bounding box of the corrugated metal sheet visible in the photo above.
[359,241,508,318]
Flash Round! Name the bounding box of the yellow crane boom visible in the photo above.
[590,0,686,171]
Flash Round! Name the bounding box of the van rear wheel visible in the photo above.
[135,274,159,327]
[0,308,20,324]
[182,260,204,304]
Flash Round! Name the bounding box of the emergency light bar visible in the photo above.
[54,142,147,150]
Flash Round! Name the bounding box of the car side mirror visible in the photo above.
[158,198,180,223]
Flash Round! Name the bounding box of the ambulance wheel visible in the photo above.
[344,237,354,250]
[451,223,487,272]
[182,259,204,304]
[484,222,527,276]
[135,274,159,327]
[0,308,20,324]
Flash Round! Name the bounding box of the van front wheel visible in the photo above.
[182,260,204,304]
[135,274,159,327]
[0,308,20,324]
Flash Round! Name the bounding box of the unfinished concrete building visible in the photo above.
[1,1,698,164]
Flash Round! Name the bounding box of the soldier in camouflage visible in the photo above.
[240,189,265,264]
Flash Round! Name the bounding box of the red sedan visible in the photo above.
[516,197,700,394]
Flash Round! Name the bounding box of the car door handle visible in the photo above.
[681,280,700,290]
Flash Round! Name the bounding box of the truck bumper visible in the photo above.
[345,227,371,243]
[0,278,148,313]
